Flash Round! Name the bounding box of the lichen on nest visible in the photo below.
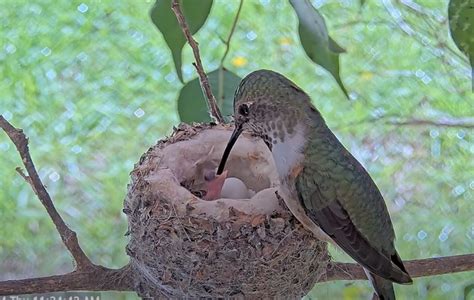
[123,123,330,298]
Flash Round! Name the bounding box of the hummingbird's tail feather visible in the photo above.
[364,269,396,300]
[390,251,412,284]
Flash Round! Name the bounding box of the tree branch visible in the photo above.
[386,117,474,128]
[0,115,93,271]
[0,266,133,296]
[171,0,224,123]
[324,254,474,282]
[1,253,473,295]
[0,115,132,296]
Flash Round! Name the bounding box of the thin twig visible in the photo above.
[218,0,244,108]
[334,114,474,131]
[15,167,33,186]
[171,0,224,123]
[324,253,474,282]
[220,0,244,66]
[387,117,474,129]
[0,115,93,271]
[398,0,470,64]
[382,0,469,65]
[332,19,394,30]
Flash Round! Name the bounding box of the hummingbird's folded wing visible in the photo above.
[309,199,410,283]
[295,180,412,284]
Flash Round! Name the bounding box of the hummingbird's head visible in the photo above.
[217,69,310,175]
[233,69,307,133]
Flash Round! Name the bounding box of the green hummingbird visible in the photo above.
[217,70,412,300]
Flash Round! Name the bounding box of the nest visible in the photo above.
[123,123,330,299]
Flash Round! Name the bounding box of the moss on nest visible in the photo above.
[123,123,330,298]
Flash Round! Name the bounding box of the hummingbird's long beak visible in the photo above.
[217,124,243,175]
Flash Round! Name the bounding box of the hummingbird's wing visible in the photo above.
[295,169,412,284]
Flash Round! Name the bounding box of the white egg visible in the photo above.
[220,177,250,199]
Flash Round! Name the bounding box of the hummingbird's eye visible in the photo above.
[238,103,250,116]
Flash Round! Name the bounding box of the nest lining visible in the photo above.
[124,123,330,299]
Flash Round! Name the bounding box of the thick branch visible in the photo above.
[0,116,93,271]
[325,254,474,282]
[171,0,224,123]
[0,265,133,296]
[1,254,472,295]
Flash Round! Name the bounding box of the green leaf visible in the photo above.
[150,0,213,83]
[177,69,241,123]
[448,0,473,68]
[289,0,349,99]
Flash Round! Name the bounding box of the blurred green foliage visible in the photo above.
[0,0,472,299]
[177,68,241,123]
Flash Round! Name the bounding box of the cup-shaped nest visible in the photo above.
[123,123,329,298]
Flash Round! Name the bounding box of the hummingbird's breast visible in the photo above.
[269,123,331,242]
[270,123,307,180]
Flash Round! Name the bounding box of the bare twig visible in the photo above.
[15,167,33,185]
[219,0,244,66]
[387,117,474,128]
[397,0,470,64]
[382,0,469,66]
[332,19,394,30]
[325,254,474,282]
[171,0,224,123]
[335,114,474,131]
[218,0,244,108]
[0,115,93,271]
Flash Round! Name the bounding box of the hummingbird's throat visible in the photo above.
[267,124,306,179]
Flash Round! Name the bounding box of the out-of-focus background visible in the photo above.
[0,0,472,299]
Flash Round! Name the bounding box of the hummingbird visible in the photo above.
[217,70,412,299]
